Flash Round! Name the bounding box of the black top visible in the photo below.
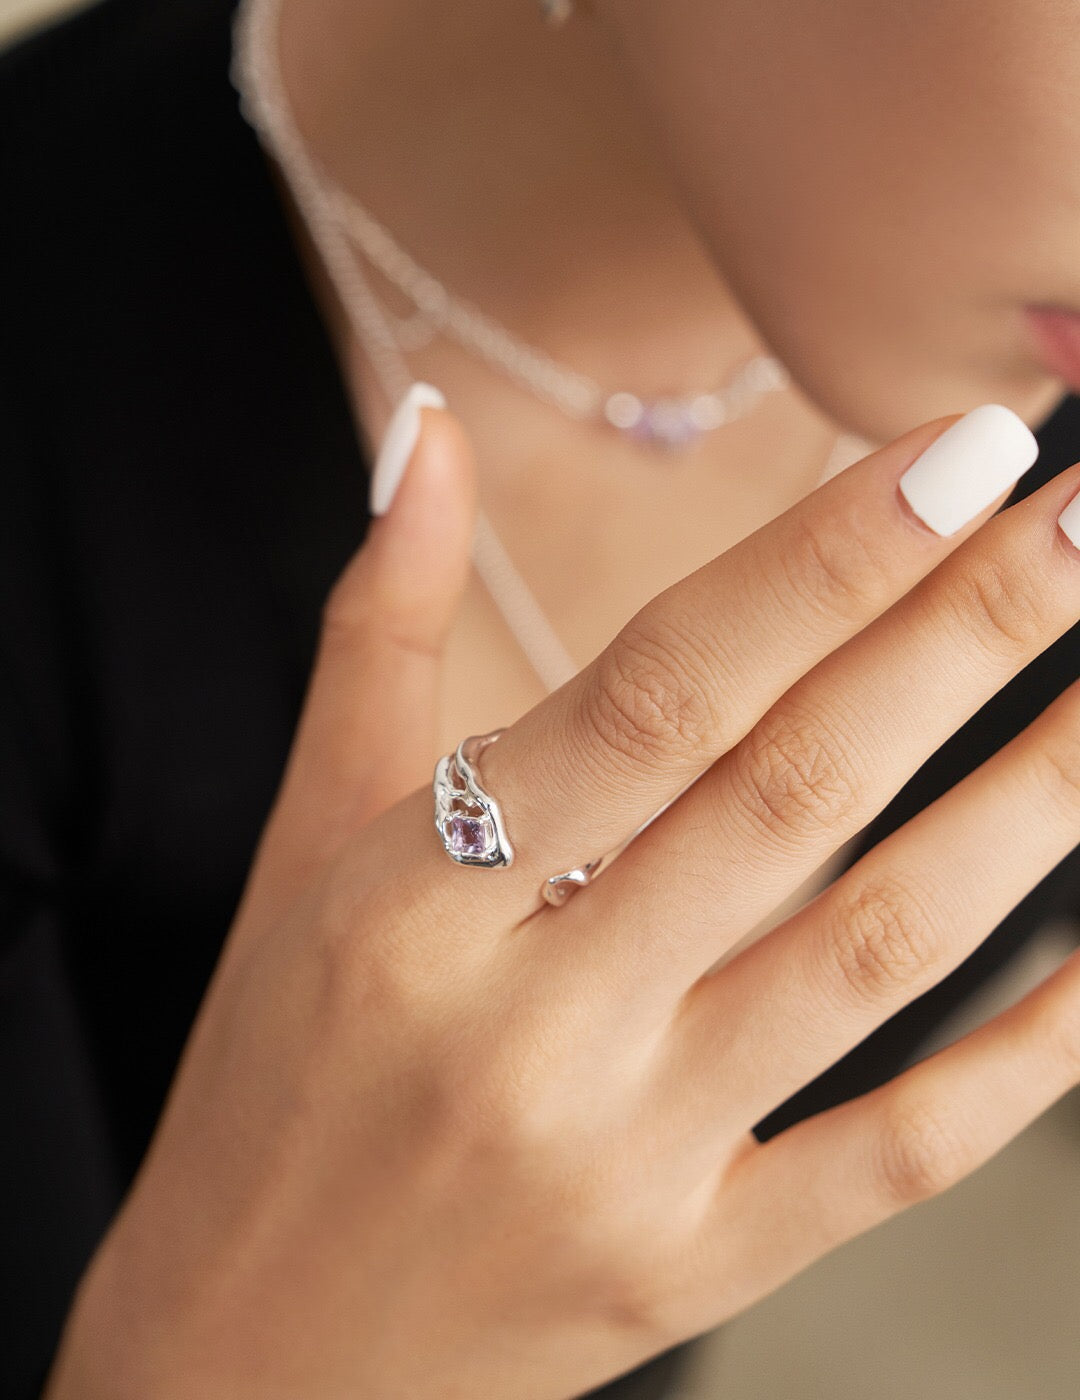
[1,2,1078,1396]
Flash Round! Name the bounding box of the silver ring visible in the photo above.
[540,771,705,906]
[433,728,705,905]
[432,728,592,898]
[433,729,514,869]
[541,860,601,907]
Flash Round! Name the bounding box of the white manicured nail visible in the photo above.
[1057,488,1080,550]
[897,403,1039,537]
[368,382,447,516]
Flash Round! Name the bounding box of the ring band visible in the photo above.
[541,860,602,906]
[432,728,587,897]
[433,727,704,904]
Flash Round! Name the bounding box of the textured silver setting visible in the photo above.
[433,729,514,869]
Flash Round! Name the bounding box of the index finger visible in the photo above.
[470,405,1040,919]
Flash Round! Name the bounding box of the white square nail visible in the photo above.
[897,403,1039,537]
[368,382,447,517]
[1057,488,1080,549]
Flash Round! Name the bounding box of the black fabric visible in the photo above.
[1,1,1078,1395]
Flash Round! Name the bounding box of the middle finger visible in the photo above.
[545,453,1080,1010]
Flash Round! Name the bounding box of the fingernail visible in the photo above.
[897,403,1039,537]
[1057,485,1080,550]
[368,382,447,517]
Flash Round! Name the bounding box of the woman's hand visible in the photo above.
[47,400,1080,1400]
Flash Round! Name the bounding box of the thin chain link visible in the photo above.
[229,0,870,694]
[326,188,793,431]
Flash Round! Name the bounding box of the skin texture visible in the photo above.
[45,410,1080,1399]
[42,1,1080,1396]
[594,0,1080,440]
[276,0,1072,753]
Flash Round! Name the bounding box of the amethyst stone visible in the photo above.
[626,401,704,450]
[447,814,492,858]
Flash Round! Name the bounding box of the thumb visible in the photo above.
[236,383,477,935]
[342,382,478,819]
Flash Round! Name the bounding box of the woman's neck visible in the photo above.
[270,0,855,677]
[277,0,767,401]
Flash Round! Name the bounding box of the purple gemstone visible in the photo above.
[447,814,491,857]
[627,402,704,450]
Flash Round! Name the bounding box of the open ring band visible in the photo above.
[433,727,703,908]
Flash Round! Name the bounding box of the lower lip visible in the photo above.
[1023,305,1080,392]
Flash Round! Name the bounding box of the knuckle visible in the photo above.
[585,620,719,769]
[434,1010,586,1157]
[321,560,438,663]
[314,887,410,1019]
[828,876,940,1005]
[1029,729,1080,820]
[1040,984,1080,1082]
[320,558,369,638]
[876,1097,974,1206]
[317,862,447,1022]
[325,853,424,955]
[776,511,886,630]
[446,1048,556,1150]
[952,554,1046,660]
[732,705,861,848]
[309,864,369,973]
[589,1255,681,1346]
[543,1191,688,1346]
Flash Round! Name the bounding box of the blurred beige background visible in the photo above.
[0,0,82,42]
[3,2,1079,1396]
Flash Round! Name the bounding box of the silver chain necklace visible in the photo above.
[230,0,870,692]
[324,187,793,451]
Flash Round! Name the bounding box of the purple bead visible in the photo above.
[447,814,491,857]
[626,401,704,450]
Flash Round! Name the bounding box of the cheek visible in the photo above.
[604,0,1078,440]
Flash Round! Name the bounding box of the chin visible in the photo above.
[777,337,1068,448]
